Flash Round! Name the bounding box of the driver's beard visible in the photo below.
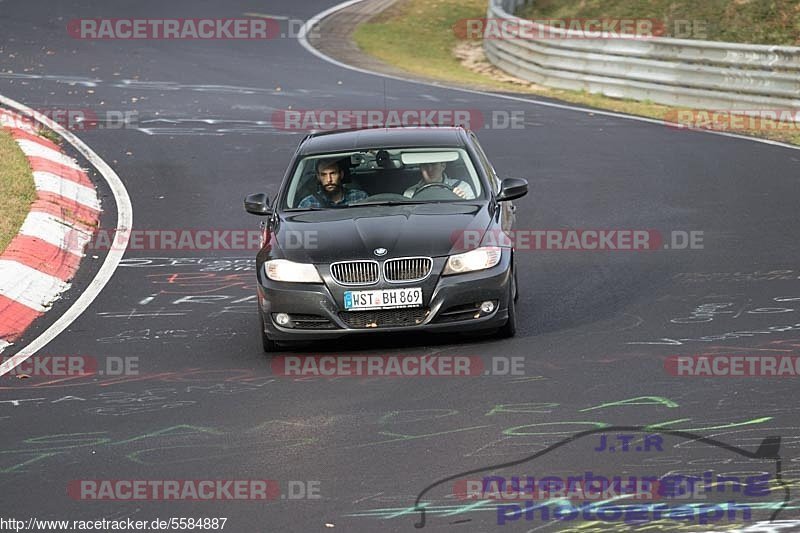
[324,184,343,200]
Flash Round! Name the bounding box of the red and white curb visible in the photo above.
[0,108,101,354]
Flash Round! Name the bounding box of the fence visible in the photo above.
[483,0,800,111]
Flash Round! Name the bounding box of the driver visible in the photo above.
[403,161,475,199]
[298,158,368,208]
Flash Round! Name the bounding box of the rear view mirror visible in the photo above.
[244,193,272,216]
[497,178,528,202]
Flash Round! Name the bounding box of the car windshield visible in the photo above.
[282,148,483,210]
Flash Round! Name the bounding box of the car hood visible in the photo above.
[274,203,492,263]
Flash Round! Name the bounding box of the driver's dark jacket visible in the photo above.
[297,186,368,208]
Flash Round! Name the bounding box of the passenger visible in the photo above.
[298,158,368,208]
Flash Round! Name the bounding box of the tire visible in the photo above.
[259,311,280,353]
[498,271,517,338]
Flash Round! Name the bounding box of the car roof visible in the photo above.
[297,126,468,155]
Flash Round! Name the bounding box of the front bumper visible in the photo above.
[257,251,513,341]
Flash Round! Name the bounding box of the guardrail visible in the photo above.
[484,0,800,111]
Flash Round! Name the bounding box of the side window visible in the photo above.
[470,133,500,193]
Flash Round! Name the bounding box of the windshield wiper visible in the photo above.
[284,206,328,211]
[347,200,433,207]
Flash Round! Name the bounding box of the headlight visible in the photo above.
[265,259,322,283]
[443,246,502,275]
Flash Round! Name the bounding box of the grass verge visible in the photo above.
[352,0,800,146]
[0,127,36,255]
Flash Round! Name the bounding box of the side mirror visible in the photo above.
[244,193,272,216]
[497,178,528,202]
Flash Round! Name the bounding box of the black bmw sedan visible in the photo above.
[244,126,527,351]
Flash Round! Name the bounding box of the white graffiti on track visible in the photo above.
[0,72,283,95]
[628,323,800,345]
[674,270,800,283]
[96,295,257,320]
[119,257,255,271]
[96,327,238,344]
[625,324,800,346]
[98,271,257,319]
[0,381,276,416]
[135,118,297,136]
[670,297,797,324]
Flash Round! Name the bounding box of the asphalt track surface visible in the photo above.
[1,1,800,532]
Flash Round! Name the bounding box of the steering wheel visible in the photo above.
[412,182,454,197]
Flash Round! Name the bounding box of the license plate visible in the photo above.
[344,287,423,310]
